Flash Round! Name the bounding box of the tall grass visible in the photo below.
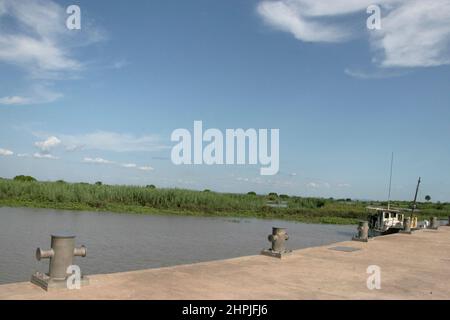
[0,179,267,212]
[0,178,448,223]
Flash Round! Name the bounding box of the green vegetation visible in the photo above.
[0,177,448,224]
[13,175,37,182]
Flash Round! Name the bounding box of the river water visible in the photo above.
[0,207,355,284]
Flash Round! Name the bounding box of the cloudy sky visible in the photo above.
[1,0,450,201]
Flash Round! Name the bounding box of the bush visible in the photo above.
[13,175,36,182]
[436,203,444,210]
[146,185,156,189]
[95,181,103,186]
[247,191,256,196]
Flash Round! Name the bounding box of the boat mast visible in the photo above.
[387,152,394,210]
[410,177,421,219]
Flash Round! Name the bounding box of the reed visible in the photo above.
[0,178,448,224]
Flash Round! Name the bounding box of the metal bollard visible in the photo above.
[429,217,439,230]
[352,221,369,242]
[31,235,89,290]
[400,217,412,234]
[261,227,292,258]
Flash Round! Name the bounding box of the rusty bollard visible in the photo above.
[261,227,292,258]
[352,221,369,242]
[429,217,439,230]
[31,235,89,291]
[400,217,412,234]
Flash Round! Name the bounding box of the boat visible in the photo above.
[366,207,418,236]
[365,153,420,237]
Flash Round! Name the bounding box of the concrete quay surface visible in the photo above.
[1,226,449,300]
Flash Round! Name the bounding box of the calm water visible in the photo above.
[0,207,355,284]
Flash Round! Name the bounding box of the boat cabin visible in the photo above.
[367,208,404,235]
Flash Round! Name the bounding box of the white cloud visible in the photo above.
[306,182,320,189]
[0,148,13,156]
[0,0,104,105]
[338,183,351,188]
[0,84,62,106]
[83,157,114,165]
[375,0,450,67]
[17,153,30,158]
[60,131,168,153]
[33,152,58,159]
[344,67,409,79]
[83,157,154,171]
[138,166,154,171]
[122,163,137,168]
[257,0,352,42]
[111,59,129,69]
[34,136,61,151]
[0,0,83,76]
[257,0,450,68]
[0,96,30,105]
[306,181,331,189]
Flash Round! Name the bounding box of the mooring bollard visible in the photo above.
[400,217,412,234]
[429,217,439,230]
[352,221,369,242]
[261,227,292,258]
[31,235,89,291]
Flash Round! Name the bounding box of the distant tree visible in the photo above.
[279,194,289,199]
[13,175,36,182]
[425,195,431,202]
[95,181,103,186]
[56,180,66,184]
[346,198,352,202]
[267,192,278,201]
[316,199,326,208]
[247,191,257,196]
[203,189,211,193]
[436,202,444,210]
[146,185,156,189]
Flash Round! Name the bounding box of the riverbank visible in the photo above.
[0,198,358,224]
[0,178,448,225]
[2,226,449,299]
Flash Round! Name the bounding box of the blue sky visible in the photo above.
[1,0,450,201]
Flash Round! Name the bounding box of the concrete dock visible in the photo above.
[1,226,449,300]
